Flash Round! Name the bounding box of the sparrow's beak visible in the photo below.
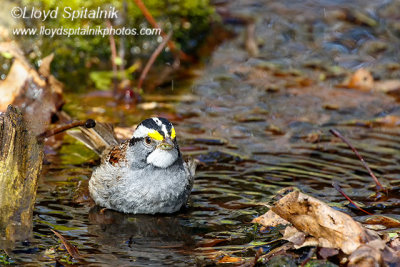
[158,137,174,150]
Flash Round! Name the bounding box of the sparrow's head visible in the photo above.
[128,117,179,168]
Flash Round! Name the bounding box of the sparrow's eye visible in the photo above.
[144,136,152,145]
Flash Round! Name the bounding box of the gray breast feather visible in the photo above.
[89,158,196,214]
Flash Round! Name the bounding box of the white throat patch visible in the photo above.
[147,148,178,168]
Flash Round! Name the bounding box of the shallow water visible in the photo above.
[6,0,400,265]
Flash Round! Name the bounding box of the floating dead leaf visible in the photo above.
[322,103,339,110]
[304,132,322,143]
[252,210,290,227]
[382,246,400,266]
[255,190,400,264]
[348,244,383,267]
[265,84,280,92]
[137,102,173,110]
[389,237,400,251]
[270,190,368,254]
[362,215,400,228]
[340,68,400,94]
[344,68,374,91]
[318,247,339,259]
[363,224,387,231]
[296,77,313,87]
[281,226,306,246]
[217,255,244,264]
[51,229,82,260]
[265,124,284,135]
[282,226,334,250]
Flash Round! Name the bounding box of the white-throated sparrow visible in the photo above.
[70,117,196,214]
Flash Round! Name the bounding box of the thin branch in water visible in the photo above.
[51,229,82,259]
[106,19,119,94]
[138,32,172,90]
[133,0,190,61]
[332,182,372,215]
[300,247,316,267]
[329,129,385,191]
[37,119,96,142]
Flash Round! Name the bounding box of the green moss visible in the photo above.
[59,136,98,165]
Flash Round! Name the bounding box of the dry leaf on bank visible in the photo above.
[253,190,400,265]
[270,190,367,254]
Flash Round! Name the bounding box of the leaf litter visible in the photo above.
[251,190,400,266]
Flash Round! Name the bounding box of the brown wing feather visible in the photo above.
[68,122,119,155]
[102,141,129,166]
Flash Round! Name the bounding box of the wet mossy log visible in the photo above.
[0,105,43,246]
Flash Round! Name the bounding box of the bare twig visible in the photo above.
[106,20,119,94]
[37,119,96,141]
[301,247,316,267]
[329,129,385,191]
[332,182,372,215]
[133,0,190,61]
[138,32,172,90]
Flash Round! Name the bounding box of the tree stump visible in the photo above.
[0,105,43,248]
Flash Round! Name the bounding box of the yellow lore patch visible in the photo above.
[148,130,164,141]
[171,127,176,139]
